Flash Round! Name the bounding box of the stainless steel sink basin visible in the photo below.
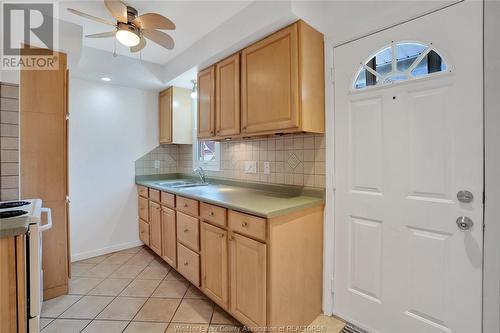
[155,181,209,189]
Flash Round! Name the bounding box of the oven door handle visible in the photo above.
[40,207,53,232]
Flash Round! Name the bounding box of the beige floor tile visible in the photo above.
[77,254,111,264]
[124,321,169,333]
[40,318,54,330]
[88,278,132,296]
[60,295,114,319]
[120,279,162,297]
[69,277,104,295]
[137,265,170,280]
[184,286,208,300]
[166,323,209,333]
[82,320,129,332]
[101,252,135,265]
[41,295,81,317]
[109,264,147,278]
[41,319,90,332]
[211,307,239,325]
[71,263,96,276]
[79,263,122,278]
[304,314,345,333]
[208,325,241,332]
[165,269,188,283]
[97,297,147,320]
[134,298,181,322]
[172,299,214,324]
[152,279,189,298]
[127,253,154,265]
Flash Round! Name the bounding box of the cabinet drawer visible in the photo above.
[149,189,160,203]
[138,185,149,198]
[138,196,149,221]
[139,219,149,246]
[200,202,227,227]
[177,212,200,251]
[161,191,175,208]
[229,210,266,242]
[176,196,199,216]
[177,243,200,286]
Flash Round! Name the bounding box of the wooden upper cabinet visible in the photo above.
[159,86,193,144]
[197,66,215,138]
[159,87,172,144]
[149,201,162,255]
[216,53,240,138]
[241,20,325,136]
[201,222,228,308]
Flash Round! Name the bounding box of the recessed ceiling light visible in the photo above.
[101,77,111,82]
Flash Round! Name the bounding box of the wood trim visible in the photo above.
[0,237,18,333]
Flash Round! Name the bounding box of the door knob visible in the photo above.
[456,216,474,231]
[457,190,474,203]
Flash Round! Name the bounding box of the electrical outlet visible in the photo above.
[263,161,270,175]
[244,161,257,174]
[154,160,160,169]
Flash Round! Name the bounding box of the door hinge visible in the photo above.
[66,196,71,204]
[330,67,335,84]
[330,276,334,293]
[66,112,70,120]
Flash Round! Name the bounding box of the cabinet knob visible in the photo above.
[209,211,214,216]
[229,236,234,241]
[184,261,189,266]
[220,233,225,238]
[242,221,248,228]
[184,228,189,233]
[184,203,188,208]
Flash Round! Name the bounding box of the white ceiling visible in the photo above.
[57,0,251,65]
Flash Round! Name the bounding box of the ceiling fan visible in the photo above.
[67,0,175,53]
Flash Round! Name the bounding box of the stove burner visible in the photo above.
[0,210,28,219]
[0,201,30,209]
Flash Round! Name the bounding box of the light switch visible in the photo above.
[154,160,160,169]
[263,161,270,175]
[244,161,257,174]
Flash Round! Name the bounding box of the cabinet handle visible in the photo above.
[184,228,189,233]
[220,233,225,238]
[229,236,234,241]
[184,203,188,208]
[209,211,214,216]
[184,261,189,266]
[242,221,248,227]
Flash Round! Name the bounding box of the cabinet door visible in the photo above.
[229,232,266,327]
[139,219,150,246]
[159,87,172,144]
[149,201,162,255]
[197,66,215,138]
[201,222,228,308]
[161,206,177,267]
[241,24,299,134]
[216,54,240,137]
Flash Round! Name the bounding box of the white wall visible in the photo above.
[69,78,158,261]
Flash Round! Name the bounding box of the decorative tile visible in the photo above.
[287,153,301,170]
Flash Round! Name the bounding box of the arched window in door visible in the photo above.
[353,41,449,90]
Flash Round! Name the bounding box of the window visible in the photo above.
[354,41,448,90]
[195,140,220,171]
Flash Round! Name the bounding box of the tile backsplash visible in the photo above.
[135,133,326,188]
[0,83,20,201]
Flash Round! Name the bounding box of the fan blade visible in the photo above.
[130,36,146,53]
[67,8,116,26]
[86,31,116,38]
[104,0,127,23]
[132,13,175,30]
[143,29,174,50]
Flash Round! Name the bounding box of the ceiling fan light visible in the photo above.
[116,28,140,47]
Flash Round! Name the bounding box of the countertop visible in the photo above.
[136,174,325,218]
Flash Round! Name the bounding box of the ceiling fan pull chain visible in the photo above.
[113,38,117,57]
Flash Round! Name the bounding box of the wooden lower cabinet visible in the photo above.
[149,201,162,255]
[201,222,228,308]
[139,219,150,246]
[138,185,324,330]
[161,206,177,267]
[229,232,267,327]
[139,196,149,221]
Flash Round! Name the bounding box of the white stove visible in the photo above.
[0,199,52,333]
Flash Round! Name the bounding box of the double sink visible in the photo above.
[155,180,210,189]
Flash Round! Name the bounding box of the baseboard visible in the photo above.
[71,240,144,262]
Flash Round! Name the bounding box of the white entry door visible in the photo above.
[333,2,483,333]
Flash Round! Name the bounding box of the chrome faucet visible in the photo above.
[193,166,207,184]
